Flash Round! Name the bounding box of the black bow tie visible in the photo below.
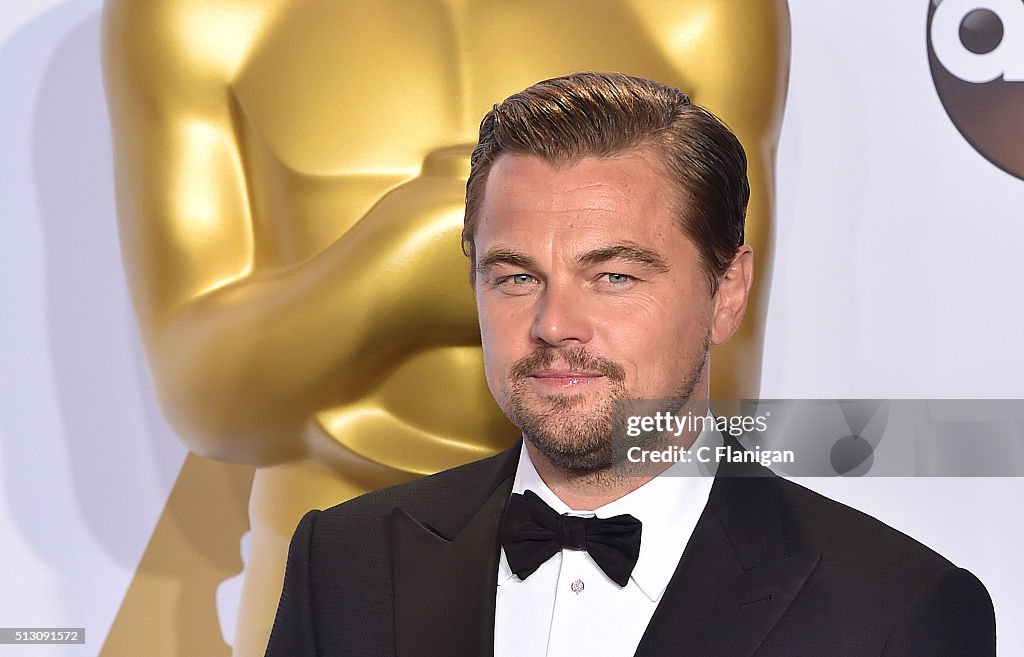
[499,489,642,587]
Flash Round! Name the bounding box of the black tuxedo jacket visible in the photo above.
[264,441,996,656]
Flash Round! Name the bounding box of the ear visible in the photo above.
[710,246,754,346]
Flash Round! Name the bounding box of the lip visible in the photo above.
[529,370,605,388]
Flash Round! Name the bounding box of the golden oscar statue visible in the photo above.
[101,2,790,655]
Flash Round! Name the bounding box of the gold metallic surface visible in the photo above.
[99,455,253,657]
[101,2,789,655]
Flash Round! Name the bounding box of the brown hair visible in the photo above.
[463,71,749,294]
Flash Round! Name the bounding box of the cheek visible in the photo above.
[478,317,507,370]
[477,300,527,371]
[596,293,711,383]
[599,291,706,342]
[478,327,509,403]
[481,302,520,339]
[594,292,670,329]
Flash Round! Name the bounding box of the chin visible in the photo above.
[513,398,618,471]
[525,429,615,474]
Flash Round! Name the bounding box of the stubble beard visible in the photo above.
[501,339,710,478]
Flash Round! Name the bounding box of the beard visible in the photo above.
[500,338,710,476]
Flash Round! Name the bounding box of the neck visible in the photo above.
[524,423,705,511]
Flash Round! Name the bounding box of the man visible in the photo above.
[264,72,995,657]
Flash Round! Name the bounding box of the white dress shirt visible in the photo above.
[494,423,723,657]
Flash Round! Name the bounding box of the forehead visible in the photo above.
[478,150,679,243]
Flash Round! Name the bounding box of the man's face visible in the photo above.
[473,150,750,473]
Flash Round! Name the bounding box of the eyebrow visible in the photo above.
[475,242,671,276]
[475,248,540,275]
[576,242,670,272]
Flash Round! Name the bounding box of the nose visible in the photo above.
[530,281,594,347]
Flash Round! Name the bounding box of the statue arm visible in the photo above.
[102,0,478,466]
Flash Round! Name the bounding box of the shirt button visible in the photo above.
[570,578,585,594]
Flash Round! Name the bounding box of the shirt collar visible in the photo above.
[499,415,722,601]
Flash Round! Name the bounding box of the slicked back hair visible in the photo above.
[463,71,750,295]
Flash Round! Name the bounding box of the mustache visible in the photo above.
[510,347,626,383]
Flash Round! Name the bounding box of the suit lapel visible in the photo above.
[634,452,820,657]
[388,438,819,657]
[389,445,519,657]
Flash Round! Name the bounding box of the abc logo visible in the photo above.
[927,0,1024,180]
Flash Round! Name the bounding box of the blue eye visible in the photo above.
[605,273,632,284]
[493,273,538,295]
